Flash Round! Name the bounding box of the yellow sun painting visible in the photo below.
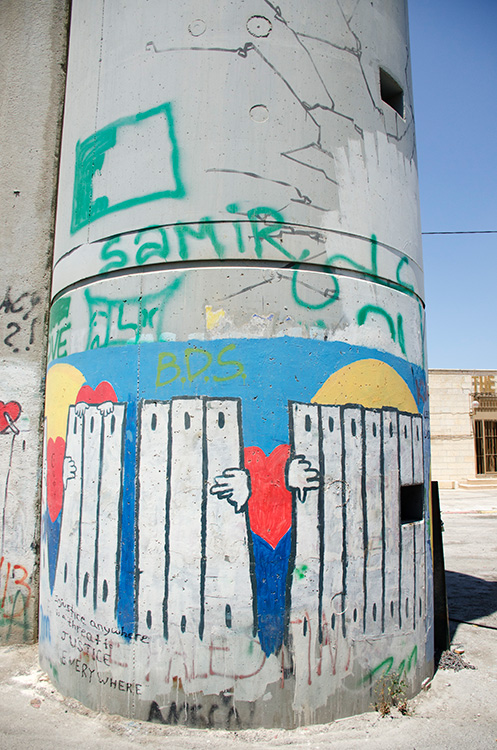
[311,358,419,413]
[45,363,85,441]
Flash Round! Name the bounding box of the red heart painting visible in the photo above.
[76,381,117,404]
[245,444,292,549]
[46,436,65,522]
[0,401,21,433]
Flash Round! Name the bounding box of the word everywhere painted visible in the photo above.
[61,654,142,692]
[0,287,40,354]
[155,343,246,387]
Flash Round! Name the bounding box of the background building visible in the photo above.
[429,370,497,489]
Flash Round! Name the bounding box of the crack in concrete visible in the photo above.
[142,0,413,205]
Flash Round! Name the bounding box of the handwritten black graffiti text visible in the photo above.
[0,288,41,354]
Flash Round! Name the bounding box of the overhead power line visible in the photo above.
[422,230,497,235]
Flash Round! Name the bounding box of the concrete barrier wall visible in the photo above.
[0,0,70,644]
[39,0,432,726]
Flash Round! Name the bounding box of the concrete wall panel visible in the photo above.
[40,0,432,727]
[0,0,70,643]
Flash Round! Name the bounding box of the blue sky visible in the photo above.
[408,0,497,369]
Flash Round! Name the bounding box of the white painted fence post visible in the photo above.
[136,400,171,639]
[53,407,83,603]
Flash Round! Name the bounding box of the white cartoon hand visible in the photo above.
[62,456,77,488]
[98,401,114,416]
[210,468,251,513]
[286,455,320,503]
[74,402,88,418]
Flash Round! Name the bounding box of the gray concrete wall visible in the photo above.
[0,0,70,643]
[39,0,432,727]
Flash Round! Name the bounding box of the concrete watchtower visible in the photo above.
[40,0,432,727]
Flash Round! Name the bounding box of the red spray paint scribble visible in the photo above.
[0,557,31,614]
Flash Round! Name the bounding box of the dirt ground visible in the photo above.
[0,489,496,749]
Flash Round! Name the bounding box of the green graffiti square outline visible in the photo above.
[71,102,186,234]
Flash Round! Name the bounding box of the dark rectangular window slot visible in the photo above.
[380,68,404,117]
[400,483,424,523]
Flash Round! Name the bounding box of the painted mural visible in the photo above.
[40,0,431,728]
[40,318,429,724]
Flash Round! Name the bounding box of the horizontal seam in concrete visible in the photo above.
[50,257,425,307]
[53,219,423,271]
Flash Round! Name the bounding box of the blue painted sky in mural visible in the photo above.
[58,339,426,455]
[409,0,497,369]
[47,337,427,649]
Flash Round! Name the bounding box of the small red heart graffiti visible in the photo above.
[245,444,292,549]
[76,381,117,404]
[0,401,21,434]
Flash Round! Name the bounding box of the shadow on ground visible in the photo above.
[445,569,497,640]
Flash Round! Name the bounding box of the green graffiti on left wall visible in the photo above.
[71,102,186,234]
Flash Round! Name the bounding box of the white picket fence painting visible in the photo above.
[52,397,426,665]
[53,404,126,623]
[136,397,255,644]
[288,402,425,661]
